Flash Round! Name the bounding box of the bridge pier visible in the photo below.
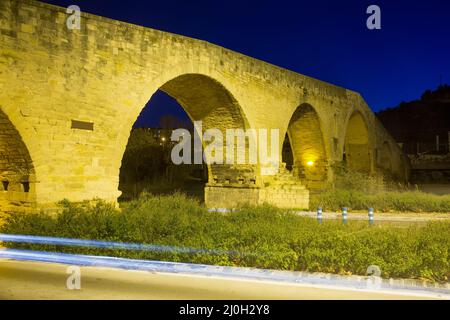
[205,184,309,210]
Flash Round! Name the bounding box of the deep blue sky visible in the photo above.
[42,0,450,126]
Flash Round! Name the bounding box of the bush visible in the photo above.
[311,189,450,212]
[331,163,388,194]
[2,194,449,282]
[310,163,450,212]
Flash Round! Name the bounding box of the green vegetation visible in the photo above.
[311,189,450,213]
[2,193,449,282]
[310,164,450,212]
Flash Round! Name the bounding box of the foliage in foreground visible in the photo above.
[2,193,449,282]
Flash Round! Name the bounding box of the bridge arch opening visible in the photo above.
[119,74,256,202]
[343,111,372,173]
[282,103,328,189]
[0,109,36,209]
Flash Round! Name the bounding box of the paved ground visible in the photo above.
[0,260,445,300]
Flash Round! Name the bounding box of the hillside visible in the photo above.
[376,85,450,154]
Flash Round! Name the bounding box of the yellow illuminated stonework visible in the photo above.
[0,0,409,211]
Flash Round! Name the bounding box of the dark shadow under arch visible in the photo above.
[119,74,257,201]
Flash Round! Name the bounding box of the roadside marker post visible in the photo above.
[342,207,348,225]
[368,208,374,226]
[317,207,323,224]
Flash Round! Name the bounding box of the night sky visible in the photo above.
[42,0,450,127]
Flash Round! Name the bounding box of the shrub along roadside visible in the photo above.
[309,163,450,213]
[1,193,449,282]
[310,189,450,213]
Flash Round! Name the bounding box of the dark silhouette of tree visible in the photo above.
[377,84,450,154]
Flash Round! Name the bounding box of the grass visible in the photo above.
[1,193,449,282]
[310,164,450,212]
[310,189,450,213]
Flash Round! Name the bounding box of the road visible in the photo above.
[0,260,445,300]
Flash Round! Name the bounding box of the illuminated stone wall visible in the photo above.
[0,0,409,210]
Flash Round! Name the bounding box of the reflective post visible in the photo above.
[368,208,374,226]
[342,207,348,225]
[317,207,323,224]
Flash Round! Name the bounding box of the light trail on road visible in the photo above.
[0,248,448,300]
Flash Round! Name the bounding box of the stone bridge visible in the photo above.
[0,0,409,211]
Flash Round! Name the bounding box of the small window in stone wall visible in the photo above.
[2,181,9,191]
[71,120,94,131]
[21,182,30,193]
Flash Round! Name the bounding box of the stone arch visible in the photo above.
[0,108,36,210]
[379,141,393,172]
[117,73,258,201]
[343,111,372,173]
[284,103,328,189]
